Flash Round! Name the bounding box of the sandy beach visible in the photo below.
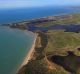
[17,32,37,74]
[21,33,37,67]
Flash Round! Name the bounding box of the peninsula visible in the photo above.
[2,14,80,74]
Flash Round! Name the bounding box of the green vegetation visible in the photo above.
[17,14,80,74]
[24,59,49,74]
[18,30,80,74]
[45,30,80,56]
[24,58,69,74]
[34,14,80,28]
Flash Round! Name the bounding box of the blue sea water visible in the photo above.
[0,6,80,24]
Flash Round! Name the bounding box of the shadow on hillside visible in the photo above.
[49,51,80,73]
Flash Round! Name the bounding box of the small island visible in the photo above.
[2,14,80,74]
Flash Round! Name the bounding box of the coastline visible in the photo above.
[17,32,38,73]
[1,13,78,25]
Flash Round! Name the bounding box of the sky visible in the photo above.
[0,0,80,8]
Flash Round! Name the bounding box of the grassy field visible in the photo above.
[44,30,80,74]
[45,30,80,56]
[34,14,80,28]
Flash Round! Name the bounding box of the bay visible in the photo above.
[0,27,35,74]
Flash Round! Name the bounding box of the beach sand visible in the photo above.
[17,33,37,74]
[21,33,37,66]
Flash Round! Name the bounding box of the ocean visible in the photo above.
[0,6,80,74]
[0,6,80,24]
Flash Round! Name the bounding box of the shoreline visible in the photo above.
[1,13,79,25]
[17,32,38,73]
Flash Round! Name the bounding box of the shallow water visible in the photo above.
[0,27,35,74]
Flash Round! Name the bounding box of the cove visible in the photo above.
[0,27,35,74]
